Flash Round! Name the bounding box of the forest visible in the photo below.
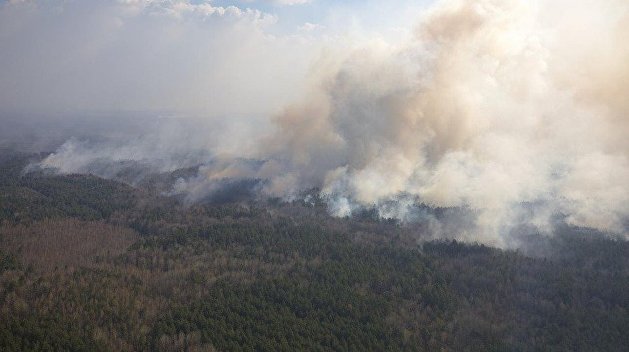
[0,151,628,351]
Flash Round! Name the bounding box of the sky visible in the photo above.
[0,0,432,115]
[212,0,432,32]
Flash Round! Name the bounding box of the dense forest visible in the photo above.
[0,151,628,351]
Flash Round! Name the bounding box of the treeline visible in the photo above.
[0,153,138,225]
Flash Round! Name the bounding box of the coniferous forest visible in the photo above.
[1,152,628,352]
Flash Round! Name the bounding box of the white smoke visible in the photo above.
[24,0,629,246]
[245,0,629,245]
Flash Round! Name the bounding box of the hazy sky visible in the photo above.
[0,0,432,115]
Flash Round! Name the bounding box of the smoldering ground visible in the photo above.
[5,0,628,247]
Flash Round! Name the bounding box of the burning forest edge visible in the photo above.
[0,149,628,351]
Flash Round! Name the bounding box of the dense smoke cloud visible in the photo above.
[247,0,629,245]
[19,0,629,245]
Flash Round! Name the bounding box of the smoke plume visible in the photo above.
[27,0,629,246]
[245,0,629,245]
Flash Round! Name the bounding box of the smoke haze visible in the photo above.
[3,0,628,246]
